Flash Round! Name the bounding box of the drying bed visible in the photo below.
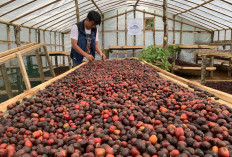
[0,59,231,157]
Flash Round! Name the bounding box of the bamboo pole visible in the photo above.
[133,7,136,57]
[194,27,197,45]
[0,64,13,98]
[201,55,207,85]
[153,11,156,46]
[143,10,145,46]
[74,0,80,22]
[163,0,168,50]
[173,15,176,44]
[125,11,127,46]
[117,10,119,46]
[180,22,183,44]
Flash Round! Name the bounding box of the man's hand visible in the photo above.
[100,52,106,61]
[85,54,94,62]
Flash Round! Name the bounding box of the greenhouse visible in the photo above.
[0,0,232,156]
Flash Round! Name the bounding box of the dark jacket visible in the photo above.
[70,19,97,65]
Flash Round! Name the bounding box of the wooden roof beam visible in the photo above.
[0,0,15,8]
[134,0,141,8]
[32,1,91,27]
[21,0,74,25]
[90,0,103,16]
[175,0,214,16]
[10,0,62,23]
[0,0,36,18]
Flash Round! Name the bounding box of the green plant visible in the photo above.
[168,45,181,58]
[138,45,171,71]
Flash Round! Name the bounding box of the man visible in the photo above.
[70,10,105,66]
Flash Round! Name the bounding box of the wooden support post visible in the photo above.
[163,0,168,50]
[43,46,56,77]
[14,26,21,47]
[143,10,145,46]
[7,25,11,50]
[180,22,183,45]
[210,31,214,43]
[74,0,80,22]
[177,22,183,60]
[54,32,57,51]
[29,29,31,43]
[43,30,46,43]
[209,56,214,77]
[194,27,197,45]
[231,29,232,50]
[117,10,119,46]
[62,33,65,66]
[50,31,52,51]
[35,50,45,82]
[173,15,175,44]
[153,11,156,46]
[7,24,13,70]
[133,7,136,57]
[68,55,72,69]
[0,64,13,98]
[171,50,176,73]
[223,30,226,49]
[201,55,206,85]
[218,30,220,41]
[102,15,107,59]
[16,53,31,90]
[228,58,232,77]
[125,11,127,46]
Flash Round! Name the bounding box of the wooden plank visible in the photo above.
[108,45,145,50]
[0,43,46,65]
[43,46,56,77]
[175,65,216,71]
[0,62,87,112]
[102,9,134,22]
[16,53,31,90]
[0,64,13,98]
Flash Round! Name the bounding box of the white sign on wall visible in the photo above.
[127,18,143,35]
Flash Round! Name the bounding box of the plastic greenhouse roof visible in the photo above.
[0,0,231,33]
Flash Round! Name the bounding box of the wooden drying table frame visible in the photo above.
[1,58,232,113]
[104,46,145,58]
